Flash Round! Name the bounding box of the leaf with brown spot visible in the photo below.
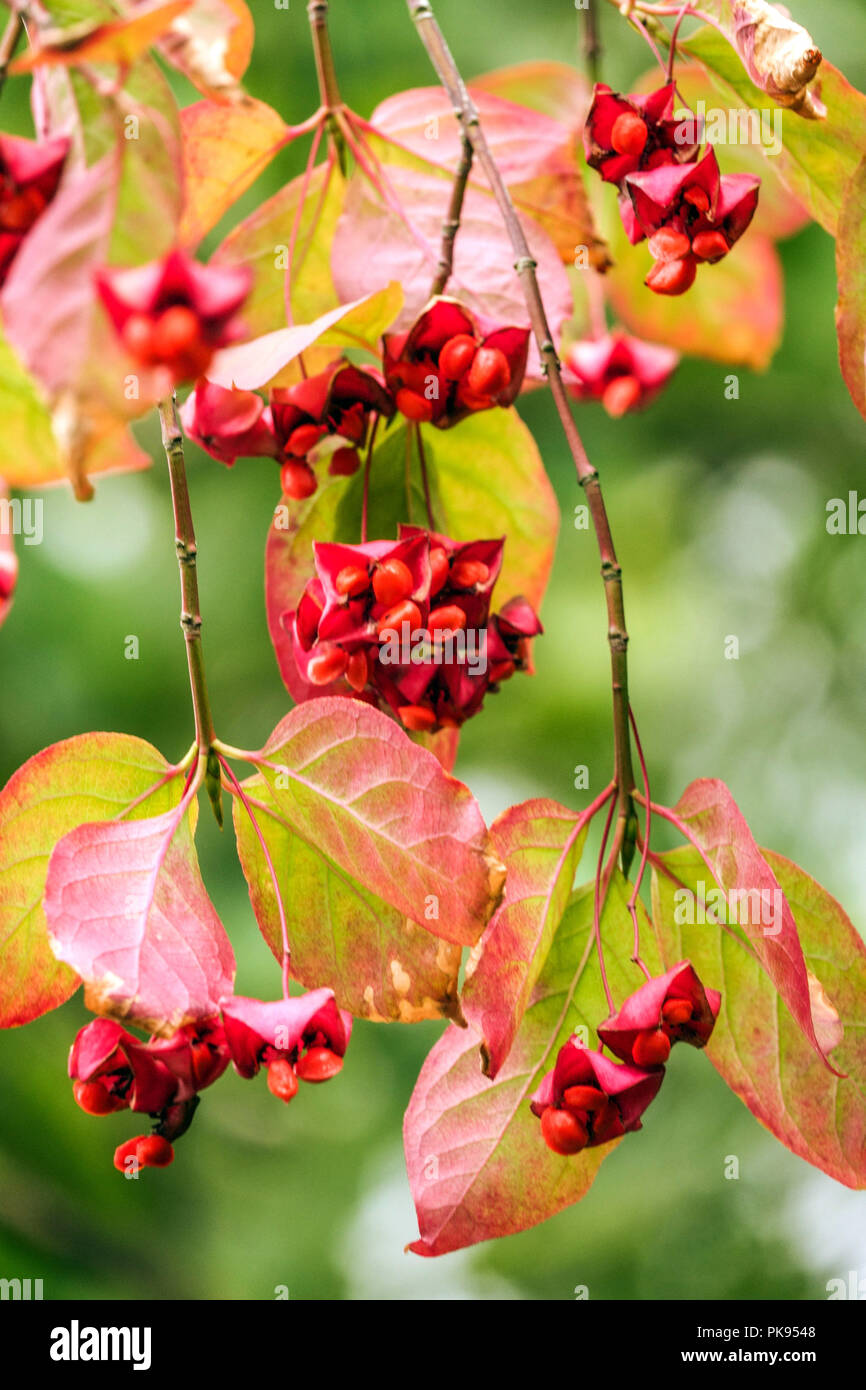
[12,0,194,72]
[652,847,866,1187]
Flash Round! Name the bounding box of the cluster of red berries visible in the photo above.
[181,296,531,500]
[69,989,351,1172]
[283,525,541,733]
[584,82,760,296]
[95,248,251,391]
[181,359,395,500]
[532,961,720,1156]
[0,133,69,286]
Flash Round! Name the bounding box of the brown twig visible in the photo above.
[430,133,473,296]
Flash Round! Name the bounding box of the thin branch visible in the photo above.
[593,792,618,1013]
[583,0,602,86]
[430,133,472,297]
[414,423,436,530]
[360,413,380,544]
[405,0,636,835]
[159,395,216,756]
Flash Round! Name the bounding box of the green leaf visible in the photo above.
[0,734,191,1029]
[232,773,462,1022]
[252,697,505,948]
[652,847,866,1187]
[405,873,664,1256]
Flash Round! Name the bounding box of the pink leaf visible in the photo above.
[45,800,235,1035]
[671,778,832,1064]
[331,162,572,377]
[462,798,587,1078]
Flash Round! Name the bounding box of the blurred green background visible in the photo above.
[1,0,866,1300]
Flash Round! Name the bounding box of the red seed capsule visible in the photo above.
[648,227,691,262]
[691,229,730,263]
[395,388,434,422]
[661,997,694,1026]
[467,346,511,397]
[450,558,490,589]
[267,1057,299,1103]
[429,604,467,634]
[373,558,414,607]
[122,313,158,364]
[429,547,450,595]
[280,459,317,499]
[73,1080,125,1116]
[296,1046,343,1083]
[307,645,349,686]
[683,185,710,214]
[113,1137,142,1173]
[377,599,422,639]
[398,704,438,732]
[439,333,477,380]
[287,423,325,458]
[489,659,516,683]
[335,564,370,598]
[137,1134,174,1168]
[562,1085,608,1114]
[610,110,648,158]
[601,375,642,419]
[541,1107,588,1156]
[645,255,697,297]
[152,305,201,360]
[632,1027,672,1067]
[329,445,361,476]
[346,649,369,692]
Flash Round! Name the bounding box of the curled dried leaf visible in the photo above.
[731,0,823,116]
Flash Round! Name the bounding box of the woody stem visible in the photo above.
[159,395,216,759]
[583,0,602,85]
[406,0,636,842]
[307,0,342,109]
[430,133,473,296]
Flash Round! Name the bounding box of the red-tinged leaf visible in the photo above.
[680,28,866,234]
[652,848,866,1187]
[469,60,589,125]
[211,159,346,338]
[142,0,254,99]
[11,0,194,72]
[207,284,403,391]
[0,734,191,1029]
[252,697,505,948]
[835,155,866,422]
[331,160,572,377]
[462,799,588,1078]
[405,874,663,1256]
[0,485,18,630]
[665,778,830,1063]
[179,98,291,248]
[232,773,462,1022]
[370,85,608,268]
[265,414,557,703]
[46,798,235,1036]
